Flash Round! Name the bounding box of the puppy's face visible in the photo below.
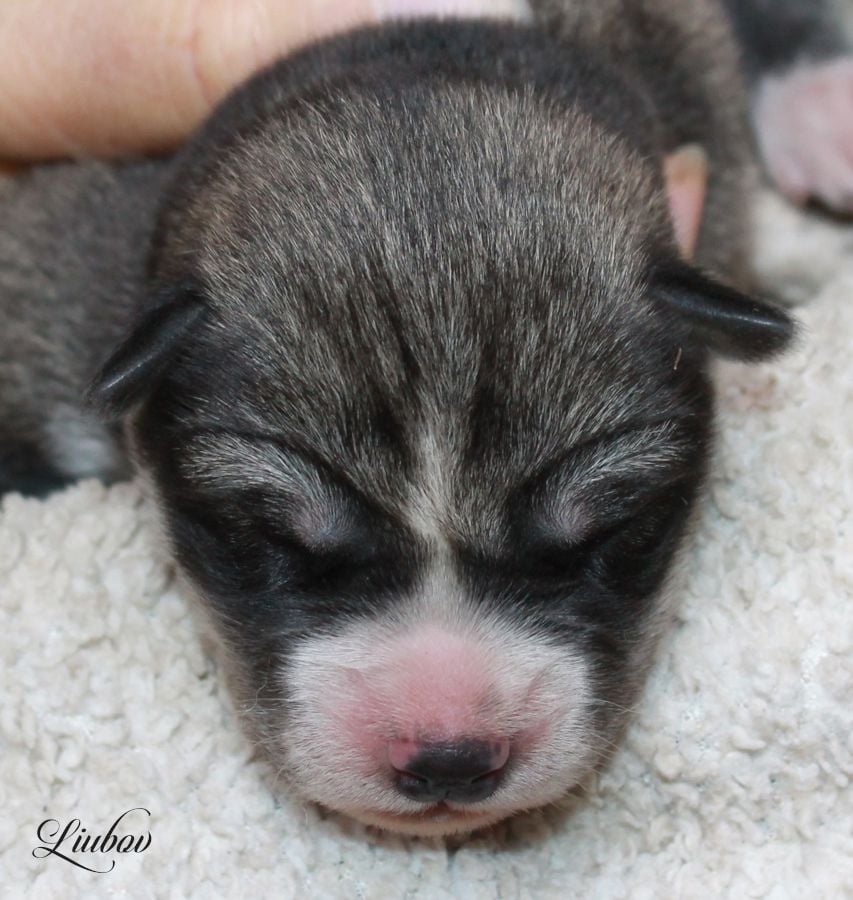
[92,75,792,836]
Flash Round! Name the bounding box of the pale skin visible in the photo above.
[0,0,528,160]
[0,0,382,160]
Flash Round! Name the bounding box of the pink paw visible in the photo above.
[754,56,853,214]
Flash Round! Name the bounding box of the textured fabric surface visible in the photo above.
[1,191,851,898]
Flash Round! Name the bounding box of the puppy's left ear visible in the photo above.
[86,284,206,418]
[652,262,797,362]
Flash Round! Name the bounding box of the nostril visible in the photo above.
[388,738,510,804]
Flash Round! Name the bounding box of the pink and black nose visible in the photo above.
[388,739,510,803]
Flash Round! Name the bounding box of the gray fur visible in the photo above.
[0,161,172,492]
[530,0,755,277]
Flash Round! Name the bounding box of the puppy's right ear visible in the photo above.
[652,262,796,362]
[86,286,206,419]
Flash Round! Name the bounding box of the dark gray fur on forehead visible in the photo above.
[155,156,686,492]
[147,59,690,497]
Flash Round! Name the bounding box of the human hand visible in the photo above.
[0,0,528,163]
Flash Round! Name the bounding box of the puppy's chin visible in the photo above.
[337,804,512,837]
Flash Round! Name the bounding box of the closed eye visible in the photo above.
[248,501,383,573]
[175,429,386,559]
[515,479,695,585]
[519,505,642,582]
[513,415,705,553]
[174,489,394,598]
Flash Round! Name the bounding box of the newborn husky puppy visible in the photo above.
[0,0,848,836]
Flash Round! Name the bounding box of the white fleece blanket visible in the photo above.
[1,190,851,899]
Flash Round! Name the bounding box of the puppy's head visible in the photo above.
[90,27,794,836]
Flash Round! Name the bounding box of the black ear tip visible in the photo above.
[84,374,121,420]
[736,299,798,361]
[85,291,206,419]
[84,356,150,419]
[653,264,800,363]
